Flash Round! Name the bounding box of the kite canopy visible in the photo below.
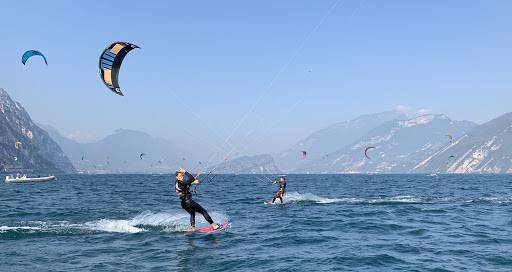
[446,134,453,144]
[14,140,22,149]
[301,151,307,160]
[99,42,139,96]
[364,146,376,159]
[140,153,146,159]
[22,50,48,65]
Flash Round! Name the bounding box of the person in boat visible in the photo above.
[174,168,218,231]
[272,176,287,203]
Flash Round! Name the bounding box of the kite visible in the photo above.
[301,151,307,160]
[446,134,453,144]
[99,42,139,96]
[15,140,22,149]
[22,50,48,65]
[364,146,376,159]
[140,153,146,160]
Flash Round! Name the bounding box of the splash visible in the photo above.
[0,211,229,235]
[0,226,42,233]
[469,196,512,204]
[267,192,433,205]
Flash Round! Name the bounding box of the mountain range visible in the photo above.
[42,126,189,174]
[5,86,512,175]
[207,154,279,174]
[0,88,75,174]
[273,111,407,172]
[414,112,512,173]
[298,114,476,173]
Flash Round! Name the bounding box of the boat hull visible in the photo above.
[5,176,56,183]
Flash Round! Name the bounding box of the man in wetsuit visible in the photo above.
[175,168,219,231]
[272,176,287,203]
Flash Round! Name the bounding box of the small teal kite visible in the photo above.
[22,50,48,65]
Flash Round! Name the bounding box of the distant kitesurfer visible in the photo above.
[272,176,287,203]
[174,168,219,231]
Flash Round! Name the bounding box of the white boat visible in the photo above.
[5,174,56,183]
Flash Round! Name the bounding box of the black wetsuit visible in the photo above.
[175,172,214,227]
[272,179,287,203]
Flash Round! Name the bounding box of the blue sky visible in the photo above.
[1,0,511,159]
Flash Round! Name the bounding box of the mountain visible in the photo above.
[298,114,476,173]
[274,111,407,172]
[208,154,280,174]
[42,126,188,173]
[0,88,75,174]
[40,124,85,162]
[414,112,512,173]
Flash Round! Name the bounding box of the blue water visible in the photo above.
[1,174,512,271]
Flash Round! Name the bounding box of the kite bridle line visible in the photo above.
[198,0,347,179]
[173,0,364,186]
[203,0,367,184]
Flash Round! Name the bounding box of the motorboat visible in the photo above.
[5,174,56,183]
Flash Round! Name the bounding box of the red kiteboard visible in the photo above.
[196,222,230,233]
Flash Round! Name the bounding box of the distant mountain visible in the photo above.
[414,112,512,173]
[298,114,476,173]
[42,126,189,174]
[0,88,75,174]
[274,111,407,172]
[40,124,84,162]
[208,154,280,174]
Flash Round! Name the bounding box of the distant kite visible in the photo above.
[140,153,146,160]
[301,151,307,160]
[99,42,139,96]
[364,146,376,159]
[446,155,456,165]
[22,50,48,65]
[14,140,22,149]
[446,134,454,144]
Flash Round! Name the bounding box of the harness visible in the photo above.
[175,180,189,198]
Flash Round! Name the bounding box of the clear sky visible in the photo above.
[1,0,511,161]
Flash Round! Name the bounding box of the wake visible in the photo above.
[0,211,229,235]
[267,192,440,205]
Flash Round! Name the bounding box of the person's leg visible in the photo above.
[181,199,196,228]
[279,196,283,203]
[272,191,279,203]
[189,200,214,224]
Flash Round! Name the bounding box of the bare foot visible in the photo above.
[211,223,219,230]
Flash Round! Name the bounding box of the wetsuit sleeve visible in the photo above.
[182,172,196,185]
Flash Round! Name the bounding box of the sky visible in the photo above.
[1,0,511,162]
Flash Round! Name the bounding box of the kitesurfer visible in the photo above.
[174,168,218,231]
[272,176,287,203]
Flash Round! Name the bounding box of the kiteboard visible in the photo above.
[196,222,230,233]
[264,200,284,205]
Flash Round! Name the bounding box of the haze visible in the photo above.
[1,0,511,162]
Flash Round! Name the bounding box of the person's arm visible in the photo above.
[184,171,200,185]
